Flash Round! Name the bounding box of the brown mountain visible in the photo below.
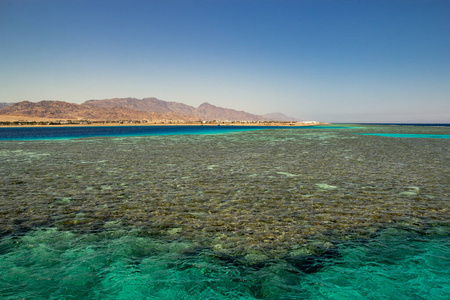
[84,97,196,115]
[0,100,195,121]
[85,98,266,121]
[0,102,15,109]
[263,112,298,122]
[0,97,296,121]
[193,102,264,121]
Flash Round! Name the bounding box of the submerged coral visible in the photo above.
[0,125,448,262]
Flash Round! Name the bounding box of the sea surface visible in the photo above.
[0,124,448,299]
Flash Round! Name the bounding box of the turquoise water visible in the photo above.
[0,125,352,141]
[358,133,450,139]
[0,124,449,299]
[1,227,448,299]
[0,125,262,141]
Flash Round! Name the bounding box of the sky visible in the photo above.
[1,0,449,123]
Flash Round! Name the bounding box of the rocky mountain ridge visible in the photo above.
[0,102,14,109]
[0,98,296,121]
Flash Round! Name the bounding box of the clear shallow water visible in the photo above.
[0,124,449,299]
[358,133,450,139]
[0,227,448,299]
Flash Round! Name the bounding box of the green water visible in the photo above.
[0,227,448,299]
[358,133,450,139]
[0,124,449,299]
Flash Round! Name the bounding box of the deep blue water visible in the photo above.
[0,125,261,141]
[0,125,351,141]
[0,124,448,142]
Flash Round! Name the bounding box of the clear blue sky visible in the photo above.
[1,0,449,122]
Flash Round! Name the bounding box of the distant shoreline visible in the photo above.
[0,116,326,128]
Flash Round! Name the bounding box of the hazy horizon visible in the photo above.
[1,0,449,123]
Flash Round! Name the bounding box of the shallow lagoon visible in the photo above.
[0,124,449,299]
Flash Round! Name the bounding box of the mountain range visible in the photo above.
[0,103,13,109]
[0,98,296,122]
